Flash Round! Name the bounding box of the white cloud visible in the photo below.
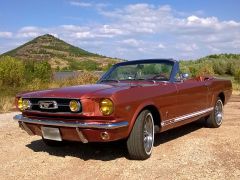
[1,3,240,59]
[60,25,85,31]
[70,1,92,7]
[100,25,124,35]
[0,31,12,38]
[74,31,94,39]
[121,38,142,47]
[69,1,108,10]
[98,3,240,59]
[176,43,199,52]
[16,26,43,38]
[158,43,165,49]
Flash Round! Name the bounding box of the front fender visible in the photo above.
[126,101,159,136]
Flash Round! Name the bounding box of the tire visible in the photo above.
[42,137,66,147]
[206,98,224,128]
[127,110,154,160]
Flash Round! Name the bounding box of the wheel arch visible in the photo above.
[127,102,162,136]
[218,92,225,105]
[142,105,161,127]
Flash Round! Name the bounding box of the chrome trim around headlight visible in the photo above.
[13,114,129,130]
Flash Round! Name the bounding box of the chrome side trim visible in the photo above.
[161,107,214,127]
[13,114,129,130]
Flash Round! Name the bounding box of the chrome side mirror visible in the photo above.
[181,73,189,80]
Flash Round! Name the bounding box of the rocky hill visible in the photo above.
[1,34,120,71]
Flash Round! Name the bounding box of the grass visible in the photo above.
[0,96,15,113]
[232,82,240,94]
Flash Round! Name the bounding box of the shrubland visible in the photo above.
[0,56,99,112]
[0,53,239,112]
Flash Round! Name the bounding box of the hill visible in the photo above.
[1,34,120,71]
[180,53,240,76]
[179,53,240,91]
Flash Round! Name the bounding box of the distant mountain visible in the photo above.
[1,34,120,71]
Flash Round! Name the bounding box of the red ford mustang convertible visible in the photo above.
[14,59,232,160]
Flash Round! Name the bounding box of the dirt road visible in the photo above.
[0,96,240,180]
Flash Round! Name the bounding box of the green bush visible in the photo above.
[23,60,52,83]
[33,61,52,82]
[196,64,215,76]
[212,60,227,75]
[69,60,100,71]
[0,56,25,87]
[0,56,52,87]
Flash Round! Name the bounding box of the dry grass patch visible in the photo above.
[0,96,15,113]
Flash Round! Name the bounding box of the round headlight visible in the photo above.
[18,98,23,110]
[18,98,31,111]
[99,98,114,116]
[69,100,80,112]
[22,99,31,110]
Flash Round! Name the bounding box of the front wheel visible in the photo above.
[127,110,154,160]
[206,98,224,128]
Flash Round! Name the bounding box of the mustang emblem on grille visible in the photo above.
[38,101,58,109]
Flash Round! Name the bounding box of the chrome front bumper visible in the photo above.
[13,114,129,130]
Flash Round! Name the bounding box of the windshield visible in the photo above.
[101,62,173,82]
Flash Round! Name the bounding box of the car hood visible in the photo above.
[19,83,133,99]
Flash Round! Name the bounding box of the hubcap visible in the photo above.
[143,113,154,155]
[215,100,223,125]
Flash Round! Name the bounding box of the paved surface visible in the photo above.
[0,96,240,180]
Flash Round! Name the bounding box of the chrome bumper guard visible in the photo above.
[13,114,129,130]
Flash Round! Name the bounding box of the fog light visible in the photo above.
[100,132,110,140]
[22,99,31,110]
[69,100,80,112]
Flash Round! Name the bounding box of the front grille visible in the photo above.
[24,98,81,113]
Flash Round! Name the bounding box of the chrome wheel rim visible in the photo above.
[215,100,223,125]
[143,113,154,155]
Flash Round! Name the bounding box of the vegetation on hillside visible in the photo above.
[180,54,240,81]
[0,53,239,112]
[180,54,240,84]
[179,53,240,92]
[0,34,120,71]
[2,34,97,58]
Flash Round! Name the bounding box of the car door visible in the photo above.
[174,79,209,118]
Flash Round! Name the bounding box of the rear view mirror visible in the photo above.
[181,73,189,80]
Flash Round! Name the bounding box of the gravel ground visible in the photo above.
[0,96,240,180]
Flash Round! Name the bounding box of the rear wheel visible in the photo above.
[127,110,154,160]
[206,98,224,128]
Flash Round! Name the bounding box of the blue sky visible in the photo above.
[0,0,240,60]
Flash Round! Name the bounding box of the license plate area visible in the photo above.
[41,126,62,141]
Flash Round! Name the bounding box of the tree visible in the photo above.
[196,64,215,77]
[33,61,52,82]
[0,56,25,87]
